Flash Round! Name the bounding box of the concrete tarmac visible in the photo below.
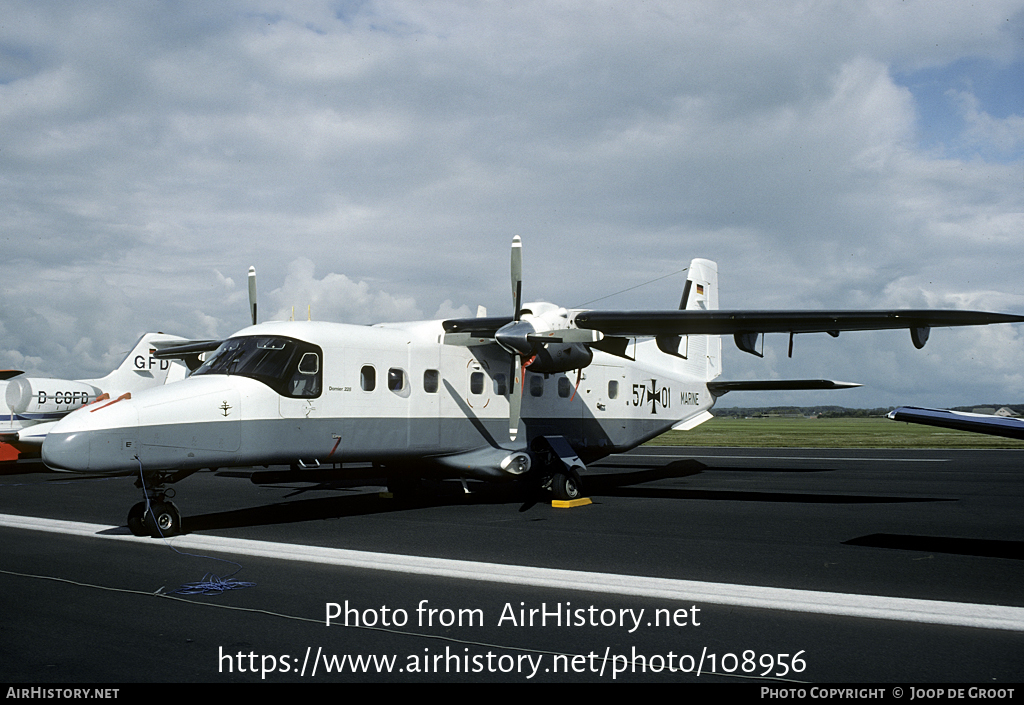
[1,447,1021,683]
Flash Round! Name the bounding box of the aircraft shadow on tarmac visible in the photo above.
[171,460,952,535]
[578,461,951,504]
[843,534,1024,560]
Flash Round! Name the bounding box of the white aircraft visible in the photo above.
[887,406,1024,440]
[40,239,1024,537]
[0,333,189,458]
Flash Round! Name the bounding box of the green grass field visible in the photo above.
[646,416,1024,449]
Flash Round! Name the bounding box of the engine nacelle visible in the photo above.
[434,447,534,480]
[525,342,594,373]
[5,378,100,417]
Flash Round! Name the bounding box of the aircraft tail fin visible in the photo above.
[680,258,719,311]
[656,259,721,381]
[82,333,189,395]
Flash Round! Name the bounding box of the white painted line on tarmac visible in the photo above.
[3,512,1022,632]
[625,453,949,462]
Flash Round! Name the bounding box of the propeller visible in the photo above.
[248,266,258,326]
[507,236,524,441]
[492,237,602,441]
[441,238,602,441]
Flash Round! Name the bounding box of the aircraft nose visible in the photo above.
[41,400,140,474]
[41,430,92,472]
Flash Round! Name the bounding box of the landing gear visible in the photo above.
[145,500,181,537]
[549,468,583,501]
[532,436,587,503]
[127,502,147,536]
[126,498,182,537]
[128,467,197,538]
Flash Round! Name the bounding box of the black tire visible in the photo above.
[144,501,181,538]
[550,470,582,501]
[127,502,148,537]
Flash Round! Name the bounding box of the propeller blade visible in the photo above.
[508,235,524,441]
[509,353,523,441]
[511,235,523,321]
[248,266,258,326]
[441,332,496,346]
[527,329,604,344]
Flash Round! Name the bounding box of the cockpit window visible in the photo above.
[192,335,323,398]
[298,352,319,375]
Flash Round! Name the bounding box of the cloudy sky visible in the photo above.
[2,1,1022,409]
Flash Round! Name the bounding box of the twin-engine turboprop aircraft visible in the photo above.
[0,333,189,459]
[41,239,1024,537]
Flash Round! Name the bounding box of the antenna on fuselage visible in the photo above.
[248,266,258,326]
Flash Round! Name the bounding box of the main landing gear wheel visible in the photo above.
[550,469,582,502]
[127,502,148,537]
[143,501,181,538]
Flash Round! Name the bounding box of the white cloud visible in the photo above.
[1,0,1022,407]
[267,257,422,324]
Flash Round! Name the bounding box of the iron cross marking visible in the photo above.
[647,379,668,414]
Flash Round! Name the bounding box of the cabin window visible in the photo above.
[423,369,439,393]
[470,371,485,395]
[360,365,376,392]
[388,368,406,392]
[493,373,507,396]
[529,375,544,397]
[608,380,619,399]
[557,376,571,398]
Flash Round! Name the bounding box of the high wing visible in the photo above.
[445,309,1024,358]
[572,309,1024,336]
[572,309,1024,355]
[887,406,1024,440]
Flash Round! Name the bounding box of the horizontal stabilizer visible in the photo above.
[707,379,860,397]
[672,410,714,431]
[887,407,1024,440]
[0,370,24,381]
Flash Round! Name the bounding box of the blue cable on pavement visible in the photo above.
[135,457,256,595]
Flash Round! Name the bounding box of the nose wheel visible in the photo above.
[127,497,182,538]
[129,467,196,537]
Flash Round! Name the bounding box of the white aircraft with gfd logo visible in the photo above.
[40,239,1024,536]
[0,333,188,458]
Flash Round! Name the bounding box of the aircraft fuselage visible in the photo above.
[42,319,715,481]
